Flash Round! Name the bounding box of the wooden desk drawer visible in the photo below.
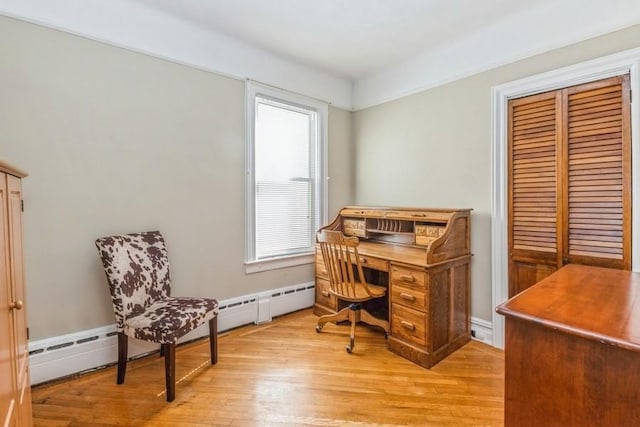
[391,303,426,347]
[357,255,388,272]
[391,265,427,288]
[391,283,427,311]
[315,277,336,310]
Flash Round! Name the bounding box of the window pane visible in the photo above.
[254,98,316,259]
[255,102,310,181]
[256,181,312,258]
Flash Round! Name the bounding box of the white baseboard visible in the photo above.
[29,285,494,385]
[470,316,493,345]
[29,282,315,385]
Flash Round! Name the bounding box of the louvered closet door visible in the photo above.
[564,75,631,269]
[508,74,632,297]
[508,91,562,297]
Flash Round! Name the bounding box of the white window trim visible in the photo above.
[491,47,640,349]
[244,80,328,273]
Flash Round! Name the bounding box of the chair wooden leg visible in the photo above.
[163,343,176,402]
[209,317,218,365]
[360,309,390,334]
[117,332,128,384]
[346,305,359,353]
[316,306,350,331]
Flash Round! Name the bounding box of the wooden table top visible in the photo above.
[496,264,640,353]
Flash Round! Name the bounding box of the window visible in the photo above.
[245,81,327,272]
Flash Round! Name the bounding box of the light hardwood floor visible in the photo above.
[31,309,504,426]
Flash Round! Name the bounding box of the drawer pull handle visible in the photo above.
[399,293,416,302]
[359,257,367,264]
[399,274,415,283]
[400,320,415,331]
[321,291,330,297]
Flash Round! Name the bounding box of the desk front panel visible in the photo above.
[315,252,328,278]
[314,277,337,312]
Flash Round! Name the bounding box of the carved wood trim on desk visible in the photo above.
[315,206,472,368]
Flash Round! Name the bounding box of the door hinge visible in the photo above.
[27,327,29,340]
[21,200,24,212]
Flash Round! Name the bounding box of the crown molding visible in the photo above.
[353,0,640,110]
[2,0,639,112]
[0,0,353,109]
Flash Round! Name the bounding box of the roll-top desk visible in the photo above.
[314,206,472,368]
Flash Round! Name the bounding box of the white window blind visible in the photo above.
[246,82,327,270]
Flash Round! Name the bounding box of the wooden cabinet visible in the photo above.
[508,75,631,297]
[1,161,32,427]
[315,206,471,368]
[497,264,640,425]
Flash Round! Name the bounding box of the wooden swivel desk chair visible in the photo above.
[95,231,219,402]
[315,229,389,353]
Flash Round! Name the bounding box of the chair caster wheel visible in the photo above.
[315,325,322,333]
[346,337,354,353]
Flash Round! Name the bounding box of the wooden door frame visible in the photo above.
[491,47,640,349]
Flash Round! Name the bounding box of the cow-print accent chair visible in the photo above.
[95,231,219,402]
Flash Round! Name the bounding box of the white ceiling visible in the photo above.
[132,0,550,80]
[2,0,640,109]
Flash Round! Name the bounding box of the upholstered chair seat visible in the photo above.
[95,230,219,402]
[125,297,218,344]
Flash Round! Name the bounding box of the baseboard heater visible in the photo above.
[29,281,493,385]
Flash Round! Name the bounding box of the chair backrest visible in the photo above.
[316,229,374,299]
[95,231,171,330]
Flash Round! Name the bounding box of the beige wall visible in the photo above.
[0,16,353,340]
[3,13,638,340]
[353,24,640,322]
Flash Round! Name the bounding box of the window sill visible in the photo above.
[245,252,314,274]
